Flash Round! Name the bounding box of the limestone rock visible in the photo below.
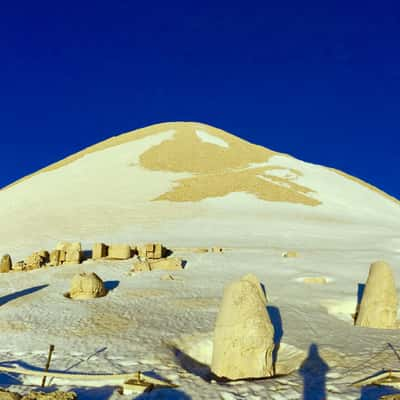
[0,388,21,399]
[65,249,82,264]
[282,251,298,258]
[25,252,46,270]
[0,254,12,273]
[193,247,208,253]
[355,261,398,329]
[132,259,152,272]
[92,243,108,259]
[68,272,107,299]
[56,242,82,252]
[137,243,166,259]
[38,250,50,264]
[49,250,62,266]
[108,244,132,259]
[59,250,67,264]
[132,257,183,273]
[22,391,76,400]
[211,274,275,380]
[12,261,26,271]
[149,257,183,271]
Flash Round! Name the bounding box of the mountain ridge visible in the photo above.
[2,121,398,207]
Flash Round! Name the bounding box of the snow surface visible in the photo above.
[195,130,229,148]
[0,127,400,399]
[0,231,400,399]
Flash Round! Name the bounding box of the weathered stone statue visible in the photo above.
[211,273,275,380]
[68,272,107,299]
[355,261,398,329]
[0,254,12,273]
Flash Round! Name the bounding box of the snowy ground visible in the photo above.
[0,220,400,399]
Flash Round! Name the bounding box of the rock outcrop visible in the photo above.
[68,272,107,300]
[0,254,12,273]
[355,261,398,329]
[211,273,275,380]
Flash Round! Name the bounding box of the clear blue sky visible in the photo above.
[1,1,399,199]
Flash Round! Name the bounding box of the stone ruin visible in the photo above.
[211,273,275,380]
[355,260,398,329]
[132,257,184,273]
[107,244,132,259]
[24,251,48,270]
[67,272,107,300]
[56,242,82,264]
[92,242,108,260]
[0,254,12,273]
[0,241,171,274]
[137,243,166,259]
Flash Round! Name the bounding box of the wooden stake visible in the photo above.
[41,344,55,387]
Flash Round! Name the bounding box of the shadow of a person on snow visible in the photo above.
[299,343,329,400]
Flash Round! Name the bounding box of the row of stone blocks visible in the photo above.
[0,242,168,272]
[93,242,166,260]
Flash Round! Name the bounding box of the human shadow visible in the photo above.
[104,281,119,291]
[267,305,283,374]
[0,284,49,307]
[299,344,329,400]
[135,388,192,399]
[359,384,400,399]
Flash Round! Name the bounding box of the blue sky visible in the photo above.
[1,1,399,199]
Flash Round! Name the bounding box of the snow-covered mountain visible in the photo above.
[1,122,399,256]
